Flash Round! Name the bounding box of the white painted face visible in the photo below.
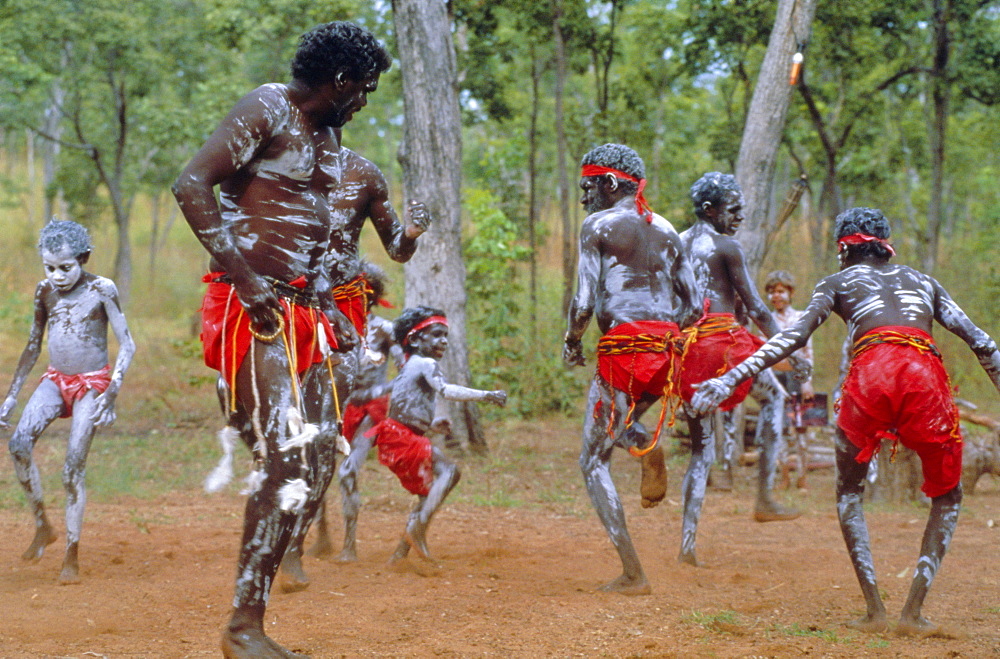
[41,246,84,293]
[768,284,791,312]
[411,323,449,359]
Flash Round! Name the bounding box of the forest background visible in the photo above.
[1,0,999,451]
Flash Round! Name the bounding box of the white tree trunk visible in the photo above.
[735,0,818,275]
[393,0,484,451]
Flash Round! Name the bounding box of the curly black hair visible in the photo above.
[834,207,893,260]
[291,21,391,87]
[38,219,92,264]
[394,305,447,353]
[690,172,741,218]
[580,143,644,195]
[360,260,389,310]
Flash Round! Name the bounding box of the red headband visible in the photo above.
[404,316,448,344]
[837,233,895,257]
[581,164,652,223]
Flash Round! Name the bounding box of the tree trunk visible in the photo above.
[921,0,951,276]
[528,50,542,340]
[735,0,818,276]
[393,0,485,453]
[553,0,574,318]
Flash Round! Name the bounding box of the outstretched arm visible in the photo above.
[0,283,47,426]
[91,281,136,427]
[564,220,599,366]
[933,280,1000,392]
[425,362,507,407]
[691,280,836,415]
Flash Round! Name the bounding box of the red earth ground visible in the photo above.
[2,419,999,658]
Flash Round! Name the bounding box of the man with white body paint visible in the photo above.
[564,143,700,595]
[676,172,805,567]
[1,220,135,585]
[172,21,390,659]
[692,207,1000,635]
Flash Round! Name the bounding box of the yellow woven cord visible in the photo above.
[851,329,941,360]
[594,329,687,458]
[332,276,374,346]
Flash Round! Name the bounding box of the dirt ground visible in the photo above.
[2,423,1000,658]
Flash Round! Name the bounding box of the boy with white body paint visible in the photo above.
[1,219,135,585]
[172,21,391,658]
[276,133,429,591]
[676,172,806,567]
[367,306,506,563]
[692,207,1000,635]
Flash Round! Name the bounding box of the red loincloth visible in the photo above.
[40,365,111,418]
[199,273,337,386]
[837,326,962,498]
[595,320,683,455]
[332,275,373,337]
[367,418,434,496]
[597,321,683,399]
[678,313,764,411]
[342,395,390,442]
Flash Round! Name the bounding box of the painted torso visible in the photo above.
[213,83,342,284]
[680,221,738,313]
[41,272,112,374]
[577,200,689,333]
[388,353,439,433]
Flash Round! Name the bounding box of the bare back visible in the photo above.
[570,198,697,335]
[680,221,775,334]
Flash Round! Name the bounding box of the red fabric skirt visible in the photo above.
[596,320,682,399]
[41,365,111,418]
[332,275,372,337]
[342,395,390,442]
[679,313,763,411]
[368,418,434,496]
[199,273,336,384]
[838,326,962,498]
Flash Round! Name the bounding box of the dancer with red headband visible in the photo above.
[277,133,430,592]
[692,207,1000,635]
[676,172,809,567]
[367,306,506,563]
[564,143,700,595]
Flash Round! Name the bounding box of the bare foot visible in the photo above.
[677,551,698,567]
[845,612,889,634]
[404,525,432,561]
[598,574,651,596]
[795,475,808,490]
[305,534,334,559]
[334,547,358,563]
[640,445,667,508]
[278,549,310,594]
[222,627,309,658]
[21,526,57,563]
[753,502,801,522]
[58,563,81,585]
[895,615,938,637]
